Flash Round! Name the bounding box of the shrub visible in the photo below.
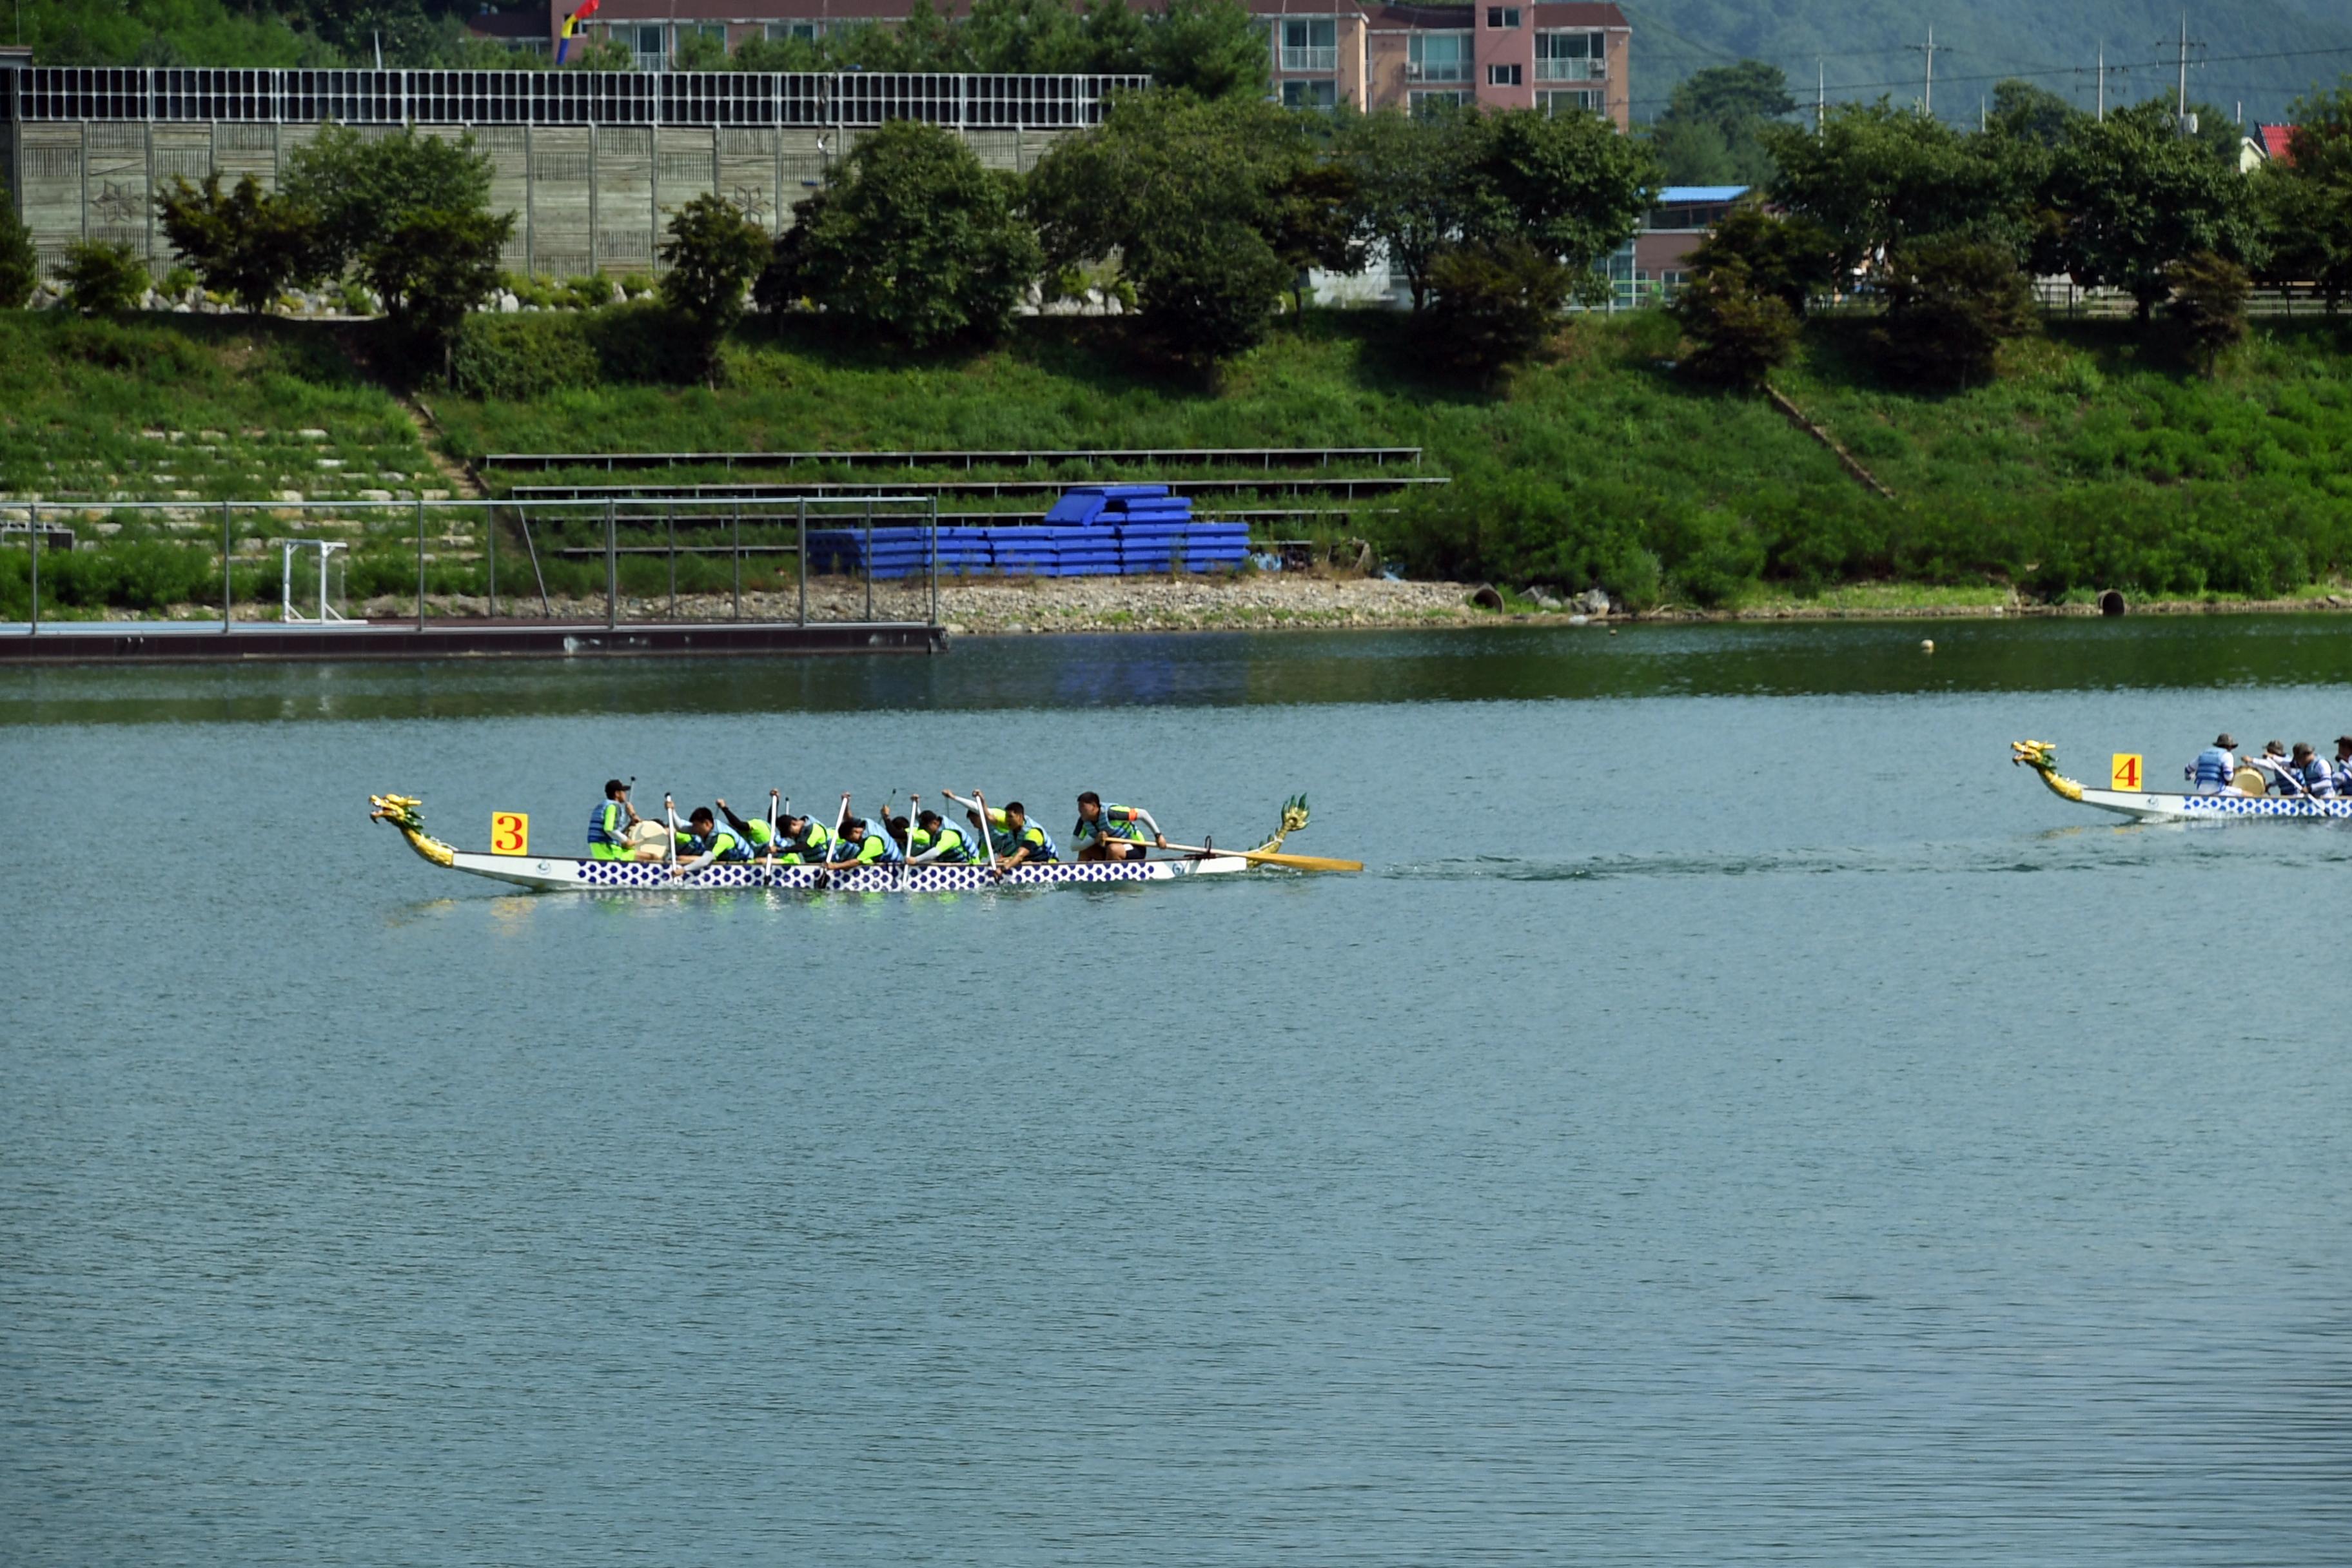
[444,313,601,398]
[1672,259,1798,389]
[659,193,771,384]
[2168,250,2251,375]
[280,124,496,276]
[363,208,516,377]
[1872,237,2036,388]
[1424,239,1573,378]
[161,262,198,297]
[59,242,149,316]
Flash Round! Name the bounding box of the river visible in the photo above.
[5,618,2347,1565]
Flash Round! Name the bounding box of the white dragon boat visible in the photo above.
[370,792,1348,892]
[2012,740,2352,821]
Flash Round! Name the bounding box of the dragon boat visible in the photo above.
[369,792,1347,892]
[2011,740,2352,821]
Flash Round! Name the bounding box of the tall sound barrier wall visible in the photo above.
[3,66,1143,280]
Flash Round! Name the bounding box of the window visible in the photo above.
[632,23,666,70]
[1485,7,1520,28]
[1282,79,1338,109]
[1409,89,1473,114]
[1279,18,1337,74]
[1536,88,1603,116]
[767,21,822,41]
[1487,63,1522,86]
[1407,32,1471,83]
[1535,31,1604,80]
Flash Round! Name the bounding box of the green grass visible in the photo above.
[10,306,2352,614]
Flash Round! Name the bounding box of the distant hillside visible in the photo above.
[1623,0,2352,126]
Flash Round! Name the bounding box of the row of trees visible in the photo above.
[1673,80,2352,389]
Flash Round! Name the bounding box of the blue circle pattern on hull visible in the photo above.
[572,859,1168,891]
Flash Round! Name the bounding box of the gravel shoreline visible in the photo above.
[104,573,2352,631]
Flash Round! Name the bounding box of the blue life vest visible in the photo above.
[836,828,902,864]
[992,821,1057,861]
[588,799,629,850]
[2190,747,2235,789]
[912,825,971,862]
[1076,804,1149,843]
[709,828,751,862]
[2299,760,2334,796]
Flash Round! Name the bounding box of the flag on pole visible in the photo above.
[556,0,603,65]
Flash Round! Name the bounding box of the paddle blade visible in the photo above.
[1238,848,1362,873]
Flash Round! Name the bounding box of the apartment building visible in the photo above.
[500,0,1630,126]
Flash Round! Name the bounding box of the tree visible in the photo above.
[1426,239,1574,377]
[1986,79,2079,148]
[2253,79,2352,311]
[2168,250,2251,374]
[1764,103,2031,273]
[1648,61,1794,187]
[1872,237,2035,387]
[1143,0,1269,101]
[362,208,514,375]
[729,34,827,70]
[0,179,37,310]
[1077,0,1149,74]
[60,241,150,316]
[1683,203,1837,314]
[560,37,636,71]
[1340,105,1500,310]
[965,0,1090,74]
[1672,257,1797,389]
[2043,99,2261,321]
[154,173,326,313]
[672,30,729,71]
[659,194,772,383]
[1030,92,1306,360]
[280,124,496,275]
[1479,106,1660,283]
[1263,161,1364,315]
[761,119,1039,348]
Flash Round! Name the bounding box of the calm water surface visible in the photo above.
[5,619,2349,1565]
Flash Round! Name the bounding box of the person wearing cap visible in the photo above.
[2329,737,2352,798]
[587,778,641,860]
[2251,740,2300,795]
[2184,734,2239,795]
[671,807,752,877]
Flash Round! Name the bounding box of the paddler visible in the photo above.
[587,778,641,860]
[1072,792,1168,862]
[825,816,905,868]
[670,807,752,877]
[716,792,783,857]
[946,792,1059,867]
[907,808,974,863]
[2184,734,2239,795]
[2291,742,2335,797]
[770,811,833,865]
[2331,736,2352,796]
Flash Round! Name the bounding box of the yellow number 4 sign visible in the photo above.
[491,811,530,856]
[2110,754,2144,792]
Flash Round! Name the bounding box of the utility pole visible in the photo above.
[2175,13,2188,117]
[1906,26,1941,116]
[1816,59,1825,137]
[2097,42,2105,121]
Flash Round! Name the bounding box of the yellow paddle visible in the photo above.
[1161,840,1363,874]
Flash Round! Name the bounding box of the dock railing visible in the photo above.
[0,495,943,634]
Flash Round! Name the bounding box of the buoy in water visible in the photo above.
[1921,639,1935,653]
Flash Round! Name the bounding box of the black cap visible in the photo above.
[2215,734,2235,748]
[605,778,628,796]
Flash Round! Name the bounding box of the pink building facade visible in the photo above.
[500,0,1630,126]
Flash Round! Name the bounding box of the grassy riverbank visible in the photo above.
[5,307,2351,618]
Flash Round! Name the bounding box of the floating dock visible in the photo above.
[0,619,946,665]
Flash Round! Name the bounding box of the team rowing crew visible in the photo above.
[2182,733,2352,798]
[587,779,1171,876]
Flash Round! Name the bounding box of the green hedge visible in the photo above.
[442,303,707,400]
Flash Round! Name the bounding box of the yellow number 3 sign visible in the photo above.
[491,812,530,856]
[2110,754,2144,791]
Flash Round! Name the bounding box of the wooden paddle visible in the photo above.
[1161,839,1362,873]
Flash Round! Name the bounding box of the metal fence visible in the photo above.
[10,66,1151,130]
[0,495,943,634]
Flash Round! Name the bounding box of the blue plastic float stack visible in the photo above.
[804,486,1250,579]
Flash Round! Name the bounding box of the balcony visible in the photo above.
[1279,45,1338,73]
[1534,57,1603,82]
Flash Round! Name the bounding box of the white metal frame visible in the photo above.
[281,538,350,624]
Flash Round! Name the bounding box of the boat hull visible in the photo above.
[445,850,1256,892]
[2058,789,2352,823]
